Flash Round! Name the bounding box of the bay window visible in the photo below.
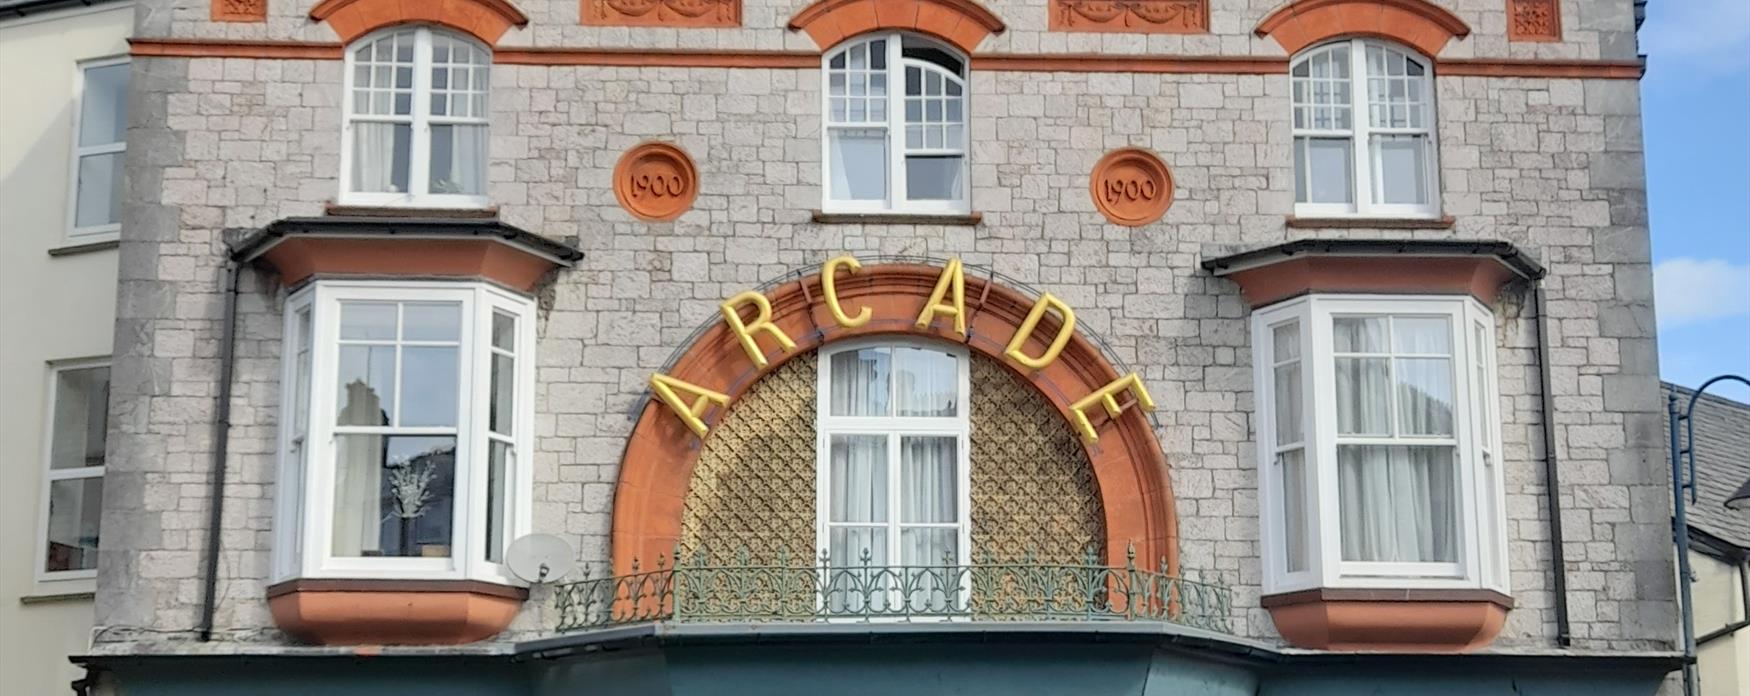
[274,281,533,584]
[341,26,490,208]
[1255,296,1506,593]
[1291,39,1439,218]
[817,340,970,612]
[821,33,970,214]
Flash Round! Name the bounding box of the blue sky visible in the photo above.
[1640,0,1750,401]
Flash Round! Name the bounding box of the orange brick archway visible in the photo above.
[611,263,1177,575]
[310,0,530,46]
[788,0,1007,54]
[1254,0,1471,58]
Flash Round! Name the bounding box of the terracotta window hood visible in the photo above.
[1201,238,1545,309]
[231,216,583,292]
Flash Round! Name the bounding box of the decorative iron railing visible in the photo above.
[552,546,1232,634]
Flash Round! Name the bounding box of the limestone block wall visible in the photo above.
[98,0,1669,652]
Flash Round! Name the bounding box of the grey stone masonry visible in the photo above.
[99,0,1670,653]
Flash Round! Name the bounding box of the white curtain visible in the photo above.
[430,124,486,195]
[1279,449,1308,572]
[829,435,887,527]
[1338,445,1457,563]
[351,122,401,193]
[331,432,384,556]
[893,347,956,417]
[831,349,889,416]
[1272,322,1303,445]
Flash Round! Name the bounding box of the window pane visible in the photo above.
[1334,357,1390,436]
[294,308,313,437]
[402,303,461,342]
[484,440,510,563]
[904,156,964,201]
[490,351,514,435]
[1294,137,1353,204]
[830,435,887,523]
[1392,316,1450,354]
[79,62,129,147]
[492,312,515,352]
[1273,363,1302,446]
[351,122,412,194]
[340,302,397,340]
[1473,322,1492,444]
[399,346,459,427]
[429,124,487,196]
[900,528,959,609]
[1337,445,1457,563]
[1373,134,1428,205]
[44,477,103,572]
[828,128,888,201]
[900,436,956,523]
[893,346,957,416]
[1279,449,1307,573]
[74,152,123,229]
[830,348,890,416]
[332,435,456,557]
[1333,316,1387,353]
[1396,357,1454,437]
[828,527,888,566]
[826,526,890,613]
[50,366,109,470]
[336,345,395,426]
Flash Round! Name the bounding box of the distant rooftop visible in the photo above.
[1665,382,1750,552]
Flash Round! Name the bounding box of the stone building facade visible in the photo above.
[86,0,1676,693]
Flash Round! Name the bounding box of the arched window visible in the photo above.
[821,33,970,215]
[816,340,970,577]
[341,27,490,208]
[1291,40,1438,218]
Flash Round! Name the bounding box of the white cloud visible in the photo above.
[1640,0,1750,74]
[1654,257,1750,328]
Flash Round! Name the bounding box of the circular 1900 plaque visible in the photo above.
[613,142,699,221]
[1090,147,1174,227]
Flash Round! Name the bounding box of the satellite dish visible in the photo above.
[505,534,576,584]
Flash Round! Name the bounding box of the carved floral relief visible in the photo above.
[212,0,267,23]
[1507,0,1561,42]
[1050,0,1208,34]
[582,0,740,28]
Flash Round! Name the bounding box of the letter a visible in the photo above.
[1068,373,1157,443]
[1003,293,1077,370]
[720,291,796,369]
[914,258,967,336]
[821,255,871,328]
[649,373,731,438]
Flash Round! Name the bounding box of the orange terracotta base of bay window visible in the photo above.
[1263,589,1512,652]
[267,580,525,645]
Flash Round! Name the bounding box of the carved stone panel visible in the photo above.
[582,0,741,28]
[1050,0,1208,34]
[212,0,267,22]
[1507,0,1561,42]
[613,142,700,222]
[1090,147,1174,227]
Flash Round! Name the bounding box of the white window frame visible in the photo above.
[34,358,111,590]
[815,338,973,593]
[65,55,129,241]
[819,32,971,216]
[272,280,534,585]
[1254,295,1506,594]
[339,26,492,209]
[1291,39,1441,219]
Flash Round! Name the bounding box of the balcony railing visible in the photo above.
[552,546,1232,634]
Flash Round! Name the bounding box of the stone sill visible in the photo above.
[325,202,500,219]
[811,210,983,226]
[47,238,120,257]
[19,589,96,605]
[1286,215,1456,230]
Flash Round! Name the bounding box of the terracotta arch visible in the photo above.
[1254,0,1471,58]
[612,263,1177,577]
[787,0,1006,54]
[310,0,529,46]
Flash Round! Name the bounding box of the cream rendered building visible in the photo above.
[0,1,131,694]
